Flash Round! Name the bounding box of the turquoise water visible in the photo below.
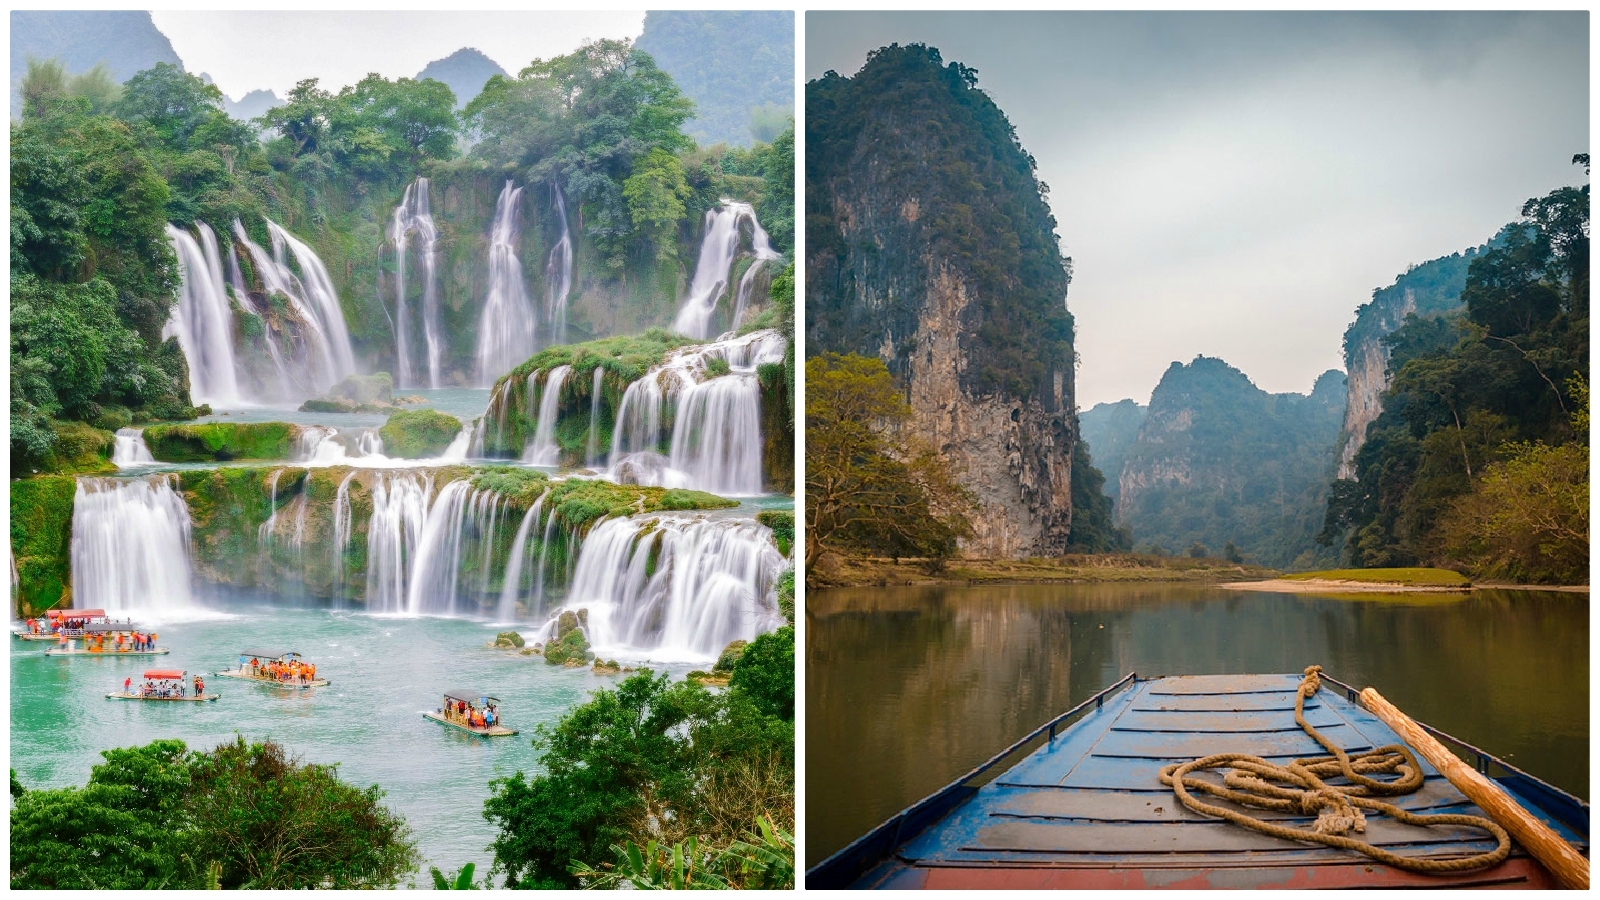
[194,388,494,428]
[10,587,704,881]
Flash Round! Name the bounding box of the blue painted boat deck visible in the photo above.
[829,674,1588,889]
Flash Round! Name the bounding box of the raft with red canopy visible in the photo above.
[106,668,218,702]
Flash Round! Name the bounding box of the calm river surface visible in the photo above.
[11,588,706,883]
[804,583,1589,867]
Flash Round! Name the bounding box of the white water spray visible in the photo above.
[164,223,241,406]
[390,178,443,388]
[546,183,573,346]
[523,365,571,465]
[475,181,538,387]
[671,201,781,340]
[69,476,195,615]
[111,429,154,468]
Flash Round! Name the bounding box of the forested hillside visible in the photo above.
[635,10,794,147]
[1117,358,1345,568]
[1078,399,1146,505]
[1321,167,1589,583]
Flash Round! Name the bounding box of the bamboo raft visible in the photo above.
[214,668,330,688]
[107,691,218,702]
[423,710,518,736]
[47,646,169,657]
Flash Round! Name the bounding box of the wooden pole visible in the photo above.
[1360,687,1589,891]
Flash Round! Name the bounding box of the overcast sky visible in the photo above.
[150,11,645,100]
[807,12,1589,408]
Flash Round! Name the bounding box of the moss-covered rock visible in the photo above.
[144,422,298,462]
[32,421,116,475]
[592,659,623,674]
[493,630,526,649]
[544,628,590,666]
[378,409,463,459]
[687,670,730,686]
[299,373,407,413]
[11,476,78,617]
[776,568,795,624]
[756,510,794,556]
[758,360,794,492]
[713,640,748,674]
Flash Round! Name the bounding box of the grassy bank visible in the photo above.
[810,553,1277,589]
[1283,567,1471,586]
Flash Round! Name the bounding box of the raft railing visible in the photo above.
[805,671,1141,889]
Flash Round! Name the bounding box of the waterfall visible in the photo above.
[608,330,786,495]
[111,429,154,467]
[364,475,508,616]
[69,476,195,614]
[364,472,435,613]
[671,201,782,340]
[332,470,357,604]
[294,426,385,465]
[586,367,605,467]
[523,365,571,465]
[390,178,443,389]
[228,238,296,398]
[545,183,573,346]
[565,515,786,661]
[475,181,538,387]
[496,490,548,621]
[234,220,355,394]
[164,223,241,406]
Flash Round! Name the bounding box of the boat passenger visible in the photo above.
[194,675,204,697]
[124,676,132,695]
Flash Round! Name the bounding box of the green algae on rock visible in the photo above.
[10,476,78,616]
[144,422,299,462]
[378,409,463,458]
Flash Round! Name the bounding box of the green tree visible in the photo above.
[729,625,794,721]
[804,352,974,574]
[622,147,691,262]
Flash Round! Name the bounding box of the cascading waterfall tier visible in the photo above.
[164,223,241,406]
[111,429,154,467]
[671,201,783,340]
[524,365,572,465]
[233,220,356,395]
[560,514,787,662]
[545,183,573,346]
[390,178,443,389]
[475,181,539,387]
[609,330,787,495]
[69,476,195,614]
[363,473,513,616]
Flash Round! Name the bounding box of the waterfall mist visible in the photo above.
[671,201,783,340]
[164,223,241,406]
[475,181,539,387]
[545,183,573,346]
[390,178,443,389]
[69,476,196,616]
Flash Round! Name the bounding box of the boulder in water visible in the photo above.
[544,627,590,666]
[592,658,623,675]
[613,451,672,486]
[493,631,525,649]
[688,670,730,686]
[298,373,399,413]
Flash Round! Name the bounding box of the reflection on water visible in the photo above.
[804,583,1588,867]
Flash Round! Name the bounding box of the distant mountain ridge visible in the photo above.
[1078,399,1147,505]
[10,10,181,116]
[1116,357,1345,568]
[416,47,506,109]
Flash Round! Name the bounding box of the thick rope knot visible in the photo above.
[1160,667,1511,874]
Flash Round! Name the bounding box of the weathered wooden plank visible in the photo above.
[1133,691,1320,712]
[1113,706,1348,733]
[1055,746,1443,790]
[1092,724,1370,759]
[987,779,1483,823]
[897,856,1559,890]
[966,818,1501,854]
[1146,674,1303,695]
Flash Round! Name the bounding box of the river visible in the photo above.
[803,582,1589,867]
[9,589,713,883]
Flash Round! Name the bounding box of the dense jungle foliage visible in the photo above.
[12,41,795,476]
[484,628,796,889]
[1320,169,1590,583]
[1118,359,1346,569]
[806,43,1074,401]
[11,738,418,889]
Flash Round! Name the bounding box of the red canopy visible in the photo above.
[47,609,106,619]
[144,669,185,680]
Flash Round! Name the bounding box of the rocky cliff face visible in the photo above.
[807,44,1078,557]
[1335,241,1491,478]
[1118,358,1345,568]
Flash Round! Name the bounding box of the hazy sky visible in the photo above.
[807,12,1589,408]
[150,11,646,100]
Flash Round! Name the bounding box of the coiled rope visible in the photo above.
[1157,665,1511,873]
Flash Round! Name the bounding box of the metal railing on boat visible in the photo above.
[806,671,1142,889]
